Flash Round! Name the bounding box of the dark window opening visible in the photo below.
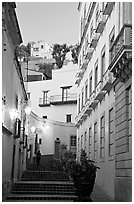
[66,114,71,122]
[43,116,47,119]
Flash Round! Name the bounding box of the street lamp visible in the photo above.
[10,109,19,121]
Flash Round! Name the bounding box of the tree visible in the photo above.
[71,44,79,64]
[52,43,70,69]
[38,63,54,79]
[15,41,35,61]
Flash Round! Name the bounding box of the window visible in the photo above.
[109,27,115,63]
[90,21,93,39]
[94,122,98,160]
[85,81,88,102]
[43,91,49,104]
[39,138,42,144]
[81,89,84,109]
[109,108,114,156]
[89,127,92,159]
[66,114,71,123]
[41,45,43,49]
[89,74,92,95]
[62,87,71,101]
[27,92,30,100]
[85,34,89,50]
[84,3,86,19]
[96,4,99,26]
[84,131,87,152]
[81,135,83,150]
[43,116,47,119]
[70,135,77,147]
[126,86,132,152]
[15,95,18,109]
[101,46,106,77]
[78,94,81,113]
[33,47,39,51]
[100,115,105,158]
[94,62,98,88]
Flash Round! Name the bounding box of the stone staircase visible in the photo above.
[6,170,78,201]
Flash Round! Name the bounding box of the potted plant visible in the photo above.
[70,150,100,201]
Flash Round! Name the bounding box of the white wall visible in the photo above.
[28,61,78,123]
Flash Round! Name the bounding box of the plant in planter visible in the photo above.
[70,150,100,201]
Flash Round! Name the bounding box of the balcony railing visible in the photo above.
[39,97,51,107]
[94,80,106,101]
[96,11,107,34]
[102,69,114,91]
[89,91,99,109]
[109,24,132,82]
[85,44,94,61]
[90,30,100,49]
[103,2,115,16]
[50,94,77,105]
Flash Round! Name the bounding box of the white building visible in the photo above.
[2,2,27,199]
[76,2,132,201]
[27,52,78,157]
[31,40,52,59]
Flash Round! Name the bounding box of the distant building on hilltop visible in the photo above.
[31,40,53,59]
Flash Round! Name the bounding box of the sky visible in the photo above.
[16,2,80,46]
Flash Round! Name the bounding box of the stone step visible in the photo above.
[6,194,78,201]
[12,190,75,195]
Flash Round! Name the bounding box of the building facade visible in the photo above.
[2,2,28,199]
[26,53,78,156]
[75,2,132,201]
[31,40,52,59]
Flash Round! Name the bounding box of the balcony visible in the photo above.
[90,30,100,49]
[103,2,115,16]
[102,69,114,92]
[50,94,77,105]
[75,113,83,127]
[39,97,51,107]
[85,44,94,61]
[84,99,93,115]
[108,24,132,82]
[75,77,81,86]
[96,12,107,34]
[89,91,99,109]
[94,81,106,101]
[81,58,88,71]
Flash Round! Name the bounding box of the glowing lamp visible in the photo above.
[25,106,31,115]
[10,109,19,120]
[31,126,36,133]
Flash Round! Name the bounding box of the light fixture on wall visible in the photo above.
[25,106,31,115]
[10,109,19,121]
[31,126,36,133]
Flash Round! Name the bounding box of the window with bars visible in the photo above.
[81,89,84,109]
[62,87,70,101]
[78,94,81,113]
[81,135,83,150]
[126,86,132,152]
[70,135,77,147]
[85,80,88,102]
[94,62,98,88]
[84,131,87,152]
[43,91,49,104]
[89,127,92,159]
[96,4,99,27]
[109,108,114,156]
[101,46,106,78]
[100,115,105,158]
[94,122,98,160]
[109,27,115,63]
[89,74,92,96]
[90,21,93,39]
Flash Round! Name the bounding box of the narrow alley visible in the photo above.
[2,2,132,202]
